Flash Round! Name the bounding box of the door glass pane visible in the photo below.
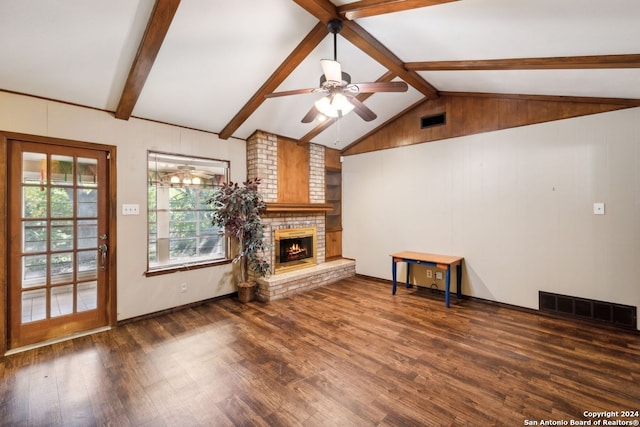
[78,157,97,187]
[23,186,47,218]
[22,255,47,288]
[77,220,97,249]
[51,187,74,218]
[22,152,46,184]
[77,250,98,281]
[77,189,97,218]
[22,289,46,323]
[51,252,73,285]
[23,220,47,253]
[51,155,73,186]
[51,285,74,317]
[78,281,97,312]
[51,220,73,251]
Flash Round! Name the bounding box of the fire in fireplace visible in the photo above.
[283,241,309,261]
[274,227,317,273]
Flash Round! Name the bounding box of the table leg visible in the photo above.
[392,259,397,295]
[445,266,451,308]
[456,263,462,299]
[406,262,412,288]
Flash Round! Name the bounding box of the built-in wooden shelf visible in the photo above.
[265,202,333,213]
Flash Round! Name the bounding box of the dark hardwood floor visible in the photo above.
[2,275,639,426]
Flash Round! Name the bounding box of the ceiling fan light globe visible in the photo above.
[170,176,180,184]
[192,176,202,185]
[314,97,336,117]
[315,94,354,118]
[343,103,355,115]
[331,93,354,114]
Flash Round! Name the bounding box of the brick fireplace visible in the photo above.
[246,131,355,301]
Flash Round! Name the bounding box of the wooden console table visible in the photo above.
[390,251,463,308]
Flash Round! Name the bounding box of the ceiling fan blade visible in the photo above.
[320,59,342,83]
[349,97,377,122]
[265,88,318,98]
[301,105,320,123]
[351,81,408,93]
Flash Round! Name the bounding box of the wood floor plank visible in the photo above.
[1,275,639,426]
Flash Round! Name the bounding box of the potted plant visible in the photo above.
[208,178,270,302]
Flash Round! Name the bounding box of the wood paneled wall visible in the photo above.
[342,93,637,156]
[325,147,341,170]
[277,136,309,203]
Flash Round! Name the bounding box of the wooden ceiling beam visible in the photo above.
[115,0,181,120]
[340,96,425,154]
[338,0,458,20]
[298,117,334,146]
[293,0,439,99]
[291,0,337,23]
[440,91,640,106]
[340,21,438,98]
[298,71,397,145]
[218,22,327,140]
[405,54,640,71]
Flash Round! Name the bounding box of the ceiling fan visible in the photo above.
[265,19,408,123]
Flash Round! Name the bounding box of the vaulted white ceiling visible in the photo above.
[1,0,639,150]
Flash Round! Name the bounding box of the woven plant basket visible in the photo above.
[237,282,256,303]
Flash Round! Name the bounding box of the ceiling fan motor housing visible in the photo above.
[327,19,343,35]
[320,72,351,88]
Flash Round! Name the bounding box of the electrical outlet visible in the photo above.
[180,283,187,293]
[426,270,433,279]
[435,271,443,280]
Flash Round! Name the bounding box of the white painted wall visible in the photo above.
[0,91,246,320]
[343,108,640,330]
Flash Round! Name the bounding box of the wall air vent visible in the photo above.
[539,291,637,329]
[421,112,446,129]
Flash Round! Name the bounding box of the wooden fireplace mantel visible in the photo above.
[265,202,333,213]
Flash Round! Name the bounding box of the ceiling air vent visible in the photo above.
[421,112,446,129]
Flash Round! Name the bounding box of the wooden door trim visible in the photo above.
[0,131,117,355]
[0,134,7,355]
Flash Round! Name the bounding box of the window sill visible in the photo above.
[145,259,232,277]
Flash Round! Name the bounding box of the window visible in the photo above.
[147,152,230,273]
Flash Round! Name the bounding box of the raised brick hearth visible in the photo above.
[256,258,355,301]
[247,131,355,301]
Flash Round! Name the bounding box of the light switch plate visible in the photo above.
[122,204,140,215]
[593,202,605,215]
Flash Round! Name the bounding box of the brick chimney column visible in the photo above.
[246,130,278,202]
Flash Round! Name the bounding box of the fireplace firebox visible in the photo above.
[274,227,317,273]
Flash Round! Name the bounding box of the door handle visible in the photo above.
[98,244,108,271]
